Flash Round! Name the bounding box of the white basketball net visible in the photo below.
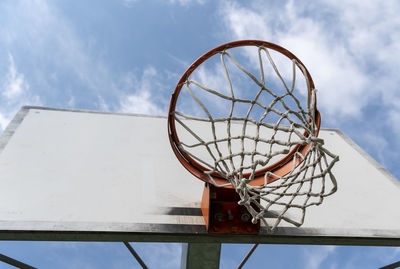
[172,46,339,233]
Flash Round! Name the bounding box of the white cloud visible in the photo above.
[384,247,400,264]
[303,245,336,269]
[133,243,181,269]
[120,91,163,115]
[96,95,110,111]
[122,0,139,8]
[220,1,270,40]
[118,67,164,115]
[2,53,28,99]
[123,0,205,7]
[388,109,400,134]
[169,0,206,5]
[345,246,400,268]
[219,0,400,123]
[67,96,76,108]
[0,113,8,132]
[359,131,390,167]
[0,0,118,110]
[0,53,41,132]
[0,1,168,128]
[194,64,231,95]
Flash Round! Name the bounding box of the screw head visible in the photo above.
[241,213,251,222]
[214,212,224,222]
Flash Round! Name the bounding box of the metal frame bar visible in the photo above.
[0,253,36,269]
[379,261,400,269]
[123,242,148,269]
[237,244,259,269]
[181,243,221,269]
[1,230,400,246]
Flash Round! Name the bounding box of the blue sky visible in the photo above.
[0,0,399,268]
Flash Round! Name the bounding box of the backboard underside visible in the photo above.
[0,106,399,246]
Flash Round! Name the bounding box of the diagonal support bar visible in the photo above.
[0,253,37,269]
[237,243,259,269]
[123,242,148,269]
[379,261,400,269]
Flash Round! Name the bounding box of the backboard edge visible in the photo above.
[331,129,400,190]
[0,107,30,154]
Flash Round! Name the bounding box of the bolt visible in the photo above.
[241,213,251,222]
[214,212,223,222]
[227,210,234,221]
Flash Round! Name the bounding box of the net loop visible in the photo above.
[169,41,339,232]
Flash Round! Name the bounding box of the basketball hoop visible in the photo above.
[168,40,339,233]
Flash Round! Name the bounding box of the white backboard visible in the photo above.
[0,106,399,245]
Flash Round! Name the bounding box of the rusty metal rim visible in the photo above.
[168,40,320,186]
